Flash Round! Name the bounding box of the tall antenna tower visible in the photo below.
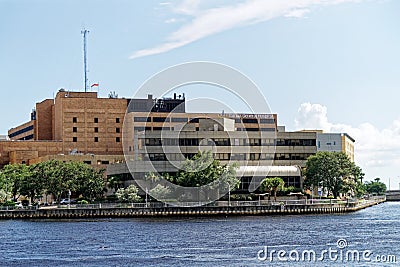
[81,28,89,92]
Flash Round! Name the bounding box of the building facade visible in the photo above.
[1,91,355,195]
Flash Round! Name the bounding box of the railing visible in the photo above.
[1,196,385,211]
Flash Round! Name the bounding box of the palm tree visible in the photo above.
[261,177,285,202]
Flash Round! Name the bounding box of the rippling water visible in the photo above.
[1,202,399,266]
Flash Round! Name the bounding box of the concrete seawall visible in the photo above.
[0,197,385,219]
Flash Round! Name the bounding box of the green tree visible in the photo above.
[32,160,106,202]
[116,184,141,202]
[66,161,106,201]
[365,178,387,195]
[304,151,364,198]
[149,184,172,200]
[260,177,285,201]
[0,164,32,201]
[32,160,70,202]
[107,175,125,191]
[173,151,239,188]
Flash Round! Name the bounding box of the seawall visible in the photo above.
[0,197,385,219]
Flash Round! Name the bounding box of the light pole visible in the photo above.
[5,182,8,203]
[228,184,231,207]
[145,187,148,207]
[68,189,71,209]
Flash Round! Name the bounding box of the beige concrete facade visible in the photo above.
[3,91,129,168]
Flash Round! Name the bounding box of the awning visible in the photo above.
[236,165,301,177]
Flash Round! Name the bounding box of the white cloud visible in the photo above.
[285,8,311,18]
[164,18,178,24]
[295,102,400,182]
[130,0,365,59]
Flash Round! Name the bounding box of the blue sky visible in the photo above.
[1,0,399,187]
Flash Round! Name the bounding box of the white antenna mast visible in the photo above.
[81,28,89,92]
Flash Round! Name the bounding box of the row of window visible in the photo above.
[134,117,275,124]
[17,134,34,141]
[133,126,275,132]
[9,125,34,138]
[72,117,121,123]
[144,153,312,161]
[72,137,121,143]
[142,138,314,147]
[275,139,316,146]
[238,176,300,191]
[72,127,120,133]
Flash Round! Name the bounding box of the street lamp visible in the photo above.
[145,187,148,207]
[228,184,231,207]
[68,189,71,209]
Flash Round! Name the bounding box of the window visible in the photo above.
[189,118,199,123]
[260,128,275,132]
[260,118,275,124]
[83,161,91,165]
[214,138,230,146]
[9,125,34,138]
[242,118,258,124]
[134,127,145,131]
[116,118,120,123]
[244,127,259,131]
[94,117,99,123]
[171,117,188,123]
[94,137,99,142]
[73,127,77,133]
[116,127,120,133]
[94,127,99,133]
[73,137,77,142]
[252,153,261,160]
[153,117,168,122]
[73,117,77,123]
[116,137,120,142]
[134,117,151,122]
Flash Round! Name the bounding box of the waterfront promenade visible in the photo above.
[0,196,385,219]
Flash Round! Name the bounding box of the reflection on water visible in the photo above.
[0,202,399,266]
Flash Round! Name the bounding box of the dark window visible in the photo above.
[73,117,77,123]
[116,128,120,133]
[94,127,99,133]
[153,117,168,122]
[260,119,275,124]
[116,137,120,142]
[94,137,99,142]
[171,117,188,123]
[134,127,145,131]
[260,128,275,132]
[242,118,258,124]
[116,118,120,123]
[9,125,34,138]
[189,118,199,123]
[234,118,241,123]
[148,153,167,161]
[83,161,91,165]
[214,138,230,146]
[73,127,77,133]
[101,161,109,164]
[18,134,34,141]
[153,127,169,131]
[134,117,151,122]
[94,117,99,123]
[244,127,259,131]
[73,137,77,142]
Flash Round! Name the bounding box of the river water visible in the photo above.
[0,202,399,267]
